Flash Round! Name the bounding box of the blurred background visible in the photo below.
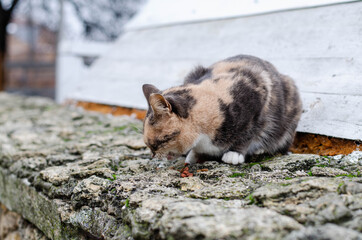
[1,0,144,98]
[1,0,361,145]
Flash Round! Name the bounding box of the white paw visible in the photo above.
[185,150,197,164]
[222,151,245,165]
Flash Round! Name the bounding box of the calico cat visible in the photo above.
[142,55,302,165]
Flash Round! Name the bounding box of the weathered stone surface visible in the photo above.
[284,223,362,240]
[0,204,48,240]
[0,93,362,239]
[311,166,349,177]
[261,154,320,171]
[0,204,20,239]
[152,200,302,240]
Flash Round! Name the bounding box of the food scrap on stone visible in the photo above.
[180,163,193,178]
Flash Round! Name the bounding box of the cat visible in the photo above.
[142,55,302,165]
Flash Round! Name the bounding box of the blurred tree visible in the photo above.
[13,0,144,41]
[2,0,144,93]
[0,0,19,91]
[68,0,144,41]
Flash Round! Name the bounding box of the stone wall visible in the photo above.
[0,93,361,239]
[0,204,48,240]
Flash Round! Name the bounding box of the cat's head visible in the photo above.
[142,84,195,159]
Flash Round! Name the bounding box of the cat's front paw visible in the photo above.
[185,150,197,164]
[222,151,245,165]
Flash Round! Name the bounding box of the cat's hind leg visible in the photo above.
[222,151,245,165]
[247,140,266,155]
[254,149,265,155]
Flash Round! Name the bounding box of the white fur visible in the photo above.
[186,135,246,165]
[185,150,197,164]
[193,134,223,156]
[185,134,223,164]
[222,151,245,165]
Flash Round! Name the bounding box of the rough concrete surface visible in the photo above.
[0,93,361,240]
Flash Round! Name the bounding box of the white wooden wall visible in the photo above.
[56,41,110,103]
[67,1,362,140]
[126,0,354,30]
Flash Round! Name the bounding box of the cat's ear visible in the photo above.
[149,93,172,116]
[142,84,160,103]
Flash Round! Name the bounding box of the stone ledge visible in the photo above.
[0,203,48,240]
[0,93,362,240]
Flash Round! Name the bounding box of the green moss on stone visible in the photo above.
[281,183,291,186]
[335,173,358,178]
[229,172,246,178]
[246,194,256,205]
[316,164,328,168]
[337,181,345,194]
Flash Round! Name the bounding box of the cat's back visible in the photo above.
[184,55,278,85]
[181,55,302,155]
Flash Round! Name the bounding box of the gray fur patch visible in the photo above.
[164,89,196,118]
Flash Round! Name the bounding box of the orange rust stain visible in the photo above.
[291,132,359,156]
[76,101,146,120]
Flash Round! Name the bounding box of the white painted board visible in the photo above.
[70,2,362,140]
[56,41,111,103]
[127,0,356,30]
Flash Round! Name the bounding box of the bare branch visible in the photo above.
[67,0,144,41]
[1,0,20,26]
[0,0,20,13]
[8,0,20,13]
